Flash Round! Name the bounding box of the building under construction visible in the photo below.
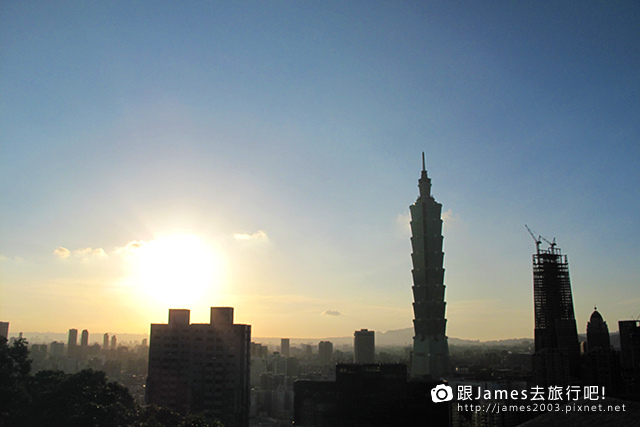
[527,230,581,385]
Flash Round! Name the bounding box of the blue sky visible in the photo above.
[1,1,638,340]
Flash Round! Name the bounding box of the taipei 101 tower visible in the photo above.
[409,153,451,379]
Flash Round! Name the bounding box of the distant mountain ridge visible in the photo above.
[252,328,535,347]
[13,328,622,349]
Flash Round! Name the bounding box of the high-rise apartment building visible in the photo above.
[319,341,333,364]
[50,341,64,357]
[0,322,8,339]
[302,343,313,359]
[281,338,290,357]
[68,328,78,357]
[409,154,450,378]
[80,329,89,359]
[146,307,251,427]
[103,333,109,351]
[81,329,89,346]
[354,329,375,364]
[530,239,580,385]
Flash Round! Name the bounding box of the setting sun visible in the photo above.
[133,234,223,306]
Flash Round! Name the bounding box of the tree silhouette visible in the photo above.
[23,369,138,426]
[0,338,224,426]
[0,337,31,425]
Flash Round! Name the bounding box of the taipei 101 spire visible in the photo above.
[409,153,451,378]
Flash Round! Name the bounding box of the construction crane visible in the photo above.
[525,224,542,253]
[541,236,556,251]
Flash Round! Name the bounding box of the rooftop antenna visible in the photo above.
[422,152,426,172]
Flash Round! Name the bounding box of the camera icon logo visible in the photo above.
[431,384,453,403]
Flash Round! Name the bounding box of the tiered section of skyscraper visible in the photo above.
[410,153,450,379]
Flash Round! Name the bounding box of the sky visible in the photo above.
[1,1,639,341]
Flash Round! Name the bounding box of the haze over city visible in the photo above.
[1,1,639,341]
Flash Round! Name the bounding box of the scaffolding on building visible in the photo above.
[526,226,581,384]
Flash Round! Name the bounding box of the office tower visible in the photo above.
[301,344,313,359]
[0,322,8,339]
[530,238,580,385]
[68,328,78,357]
[281,338,290,357]
[586,308,611,351]
[294,364,450,426]
[319,341,333,364]
[251,342,269,358]
[103,333,109,350]
[582,309,622,393]
[50,341,64,357]
[111,335,117,350]
[354,329,375,364]
[619,320,640,381]
[147,307,251,427]
[409,153,450,378]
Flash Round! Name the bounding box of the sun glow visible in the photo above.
[133,234,223,306]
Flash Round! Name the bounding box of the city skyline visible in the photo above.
[1,2,639,340]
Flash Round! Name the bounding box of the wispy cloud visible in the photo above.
[322,310,341,316]
[54,247,71,259]
[74,247,107,258]
[442,209,459,224]
[234,230,269,242]
[114,240,147,256]
[54,246,107,261]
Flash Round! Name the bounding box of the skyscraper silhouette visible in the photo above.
[68,328,78,357]
[281,338,290,357]
[586,307,611,351]
[530,239,580,385]
[80,329,89,359]
[582,308,622,393]
[619,320,640,382]
[409,153,450,378]
[354,329,375,364]
[319,340,333,364]
[0,322,8,339]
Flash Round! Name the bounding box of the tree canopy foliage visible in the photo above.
[0,338,222,427]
